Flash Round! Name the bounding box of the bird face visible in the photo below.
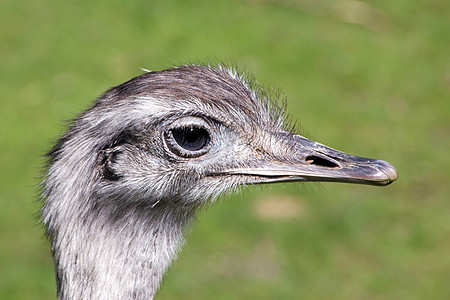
[92,66,397,208]
[156,111,398,203]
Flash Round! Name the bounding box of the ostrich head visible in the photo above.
[42,65,398,299]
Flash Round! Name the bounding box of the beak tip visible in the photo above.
[376,160,399,184]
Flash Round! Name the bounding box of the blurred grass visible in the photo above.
[0,0,449,299]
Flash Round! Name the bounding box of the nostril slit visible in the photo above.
[305,156,339,168]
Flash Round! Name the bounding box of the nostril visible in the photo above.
[305,155,339,168]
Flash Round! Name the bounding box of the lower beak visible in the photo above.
[224,134,398,186]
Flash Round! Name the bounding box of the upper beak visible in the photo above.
[223,133,398,186]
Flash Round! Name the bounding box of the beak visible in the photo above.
[224,133,398,186]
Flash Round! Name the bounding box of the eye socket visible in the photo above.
[164,124,211,158]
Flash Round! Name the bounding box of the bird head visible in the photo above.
[49,65,398,213]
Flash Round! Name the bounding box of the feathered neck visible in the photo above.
[48,197,195,299]
[42,141,197,299]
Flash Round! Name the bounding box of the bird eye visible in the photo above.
[165,125,211,158]
[171,126,210,151]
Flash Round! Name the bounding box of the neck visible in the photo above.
[43,146,198,299]
[49,201,194,300]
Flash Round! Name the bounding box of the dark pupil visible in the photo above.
[171,126,210,151]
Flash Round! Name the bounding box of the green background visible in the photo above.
[1,0,448,299]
